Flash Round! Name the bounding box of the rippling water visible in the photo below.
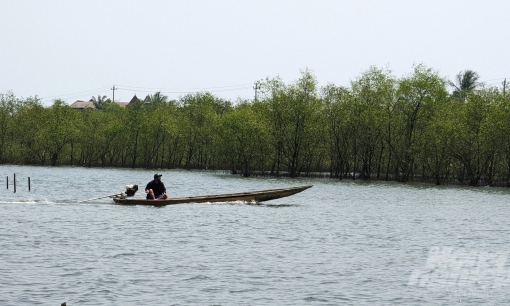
[1,165,510,305]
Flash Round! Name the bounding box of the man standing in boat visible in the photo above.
[145,174,168,200]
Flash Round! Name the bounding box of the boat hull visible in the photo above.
[112,185,312,206]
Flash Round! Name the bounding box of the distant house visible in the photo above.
[69,100,95,109]
[126,94,152,107]
[70,97,134,110]
[127,94,140,107]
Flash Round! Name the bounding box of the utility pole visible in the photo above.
[503,78,507,96]
[111,85,117,102]
[253,82,261,101]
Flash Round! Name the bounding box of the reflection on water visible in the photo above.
[1,165,510,305]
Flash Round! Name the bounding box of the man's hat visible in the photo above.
[154,174,162,178]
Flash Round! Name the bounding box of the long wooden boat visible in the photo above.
[112,185,313,206]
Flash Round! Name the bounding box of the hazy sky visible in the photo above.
[1,0,509,105]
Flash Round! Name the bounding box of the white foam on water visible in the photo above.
[0,200,37,204]
[0,199,54,204]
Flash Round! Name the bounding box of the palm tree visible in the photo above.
[449,70,480,99]
[90,95,109,110]
[149,91,168,104]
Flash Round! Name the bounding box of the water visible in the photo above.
[1,165,510,305]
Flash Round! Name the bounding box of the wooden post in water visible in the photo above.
[6,176,7,189]
[28,177,31,192]
[13,173,16,193]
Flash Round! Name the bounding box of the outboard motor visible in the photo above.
[125,184,138,197]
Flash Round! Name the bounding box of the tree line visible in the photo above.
[1,65,509,187]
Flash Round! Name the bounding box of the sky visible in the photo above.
[1,0,509,105]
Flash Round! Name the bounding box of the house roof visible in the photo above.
[129,95,139,103]
[70,100,95,109]
[127,95,140,107]
[70,100,130,109]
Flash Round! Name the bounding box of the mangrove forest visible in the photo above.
[1,65,510,187]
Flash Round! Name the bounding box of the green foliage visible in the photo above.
[218,101,270,176]
[257,68,323,177]
[91,95,110,110]
[394,64,448,181]
[1,66,509,187]
[449,69,480,100]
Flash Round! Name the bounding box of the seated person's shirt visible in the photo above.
[145,180,166,199]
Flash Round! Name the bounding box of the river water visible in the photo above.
[1,165,510,305]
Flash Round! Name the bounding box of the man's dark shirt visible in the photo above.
[145,180,166,199]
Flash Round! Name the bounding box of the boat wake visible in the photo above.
[0,200,37,204]
[0,199,53,204]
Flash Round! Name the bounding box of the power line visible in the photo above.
[117,86,252,94]
[39,86,111,99]
[116,83,252,91]
[480,80,509,87]
[40,89,111,103]
[37,83,254,102]
[480,77,506,83]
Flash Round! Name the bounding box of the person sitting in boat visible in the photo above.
[145,174,168,200]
